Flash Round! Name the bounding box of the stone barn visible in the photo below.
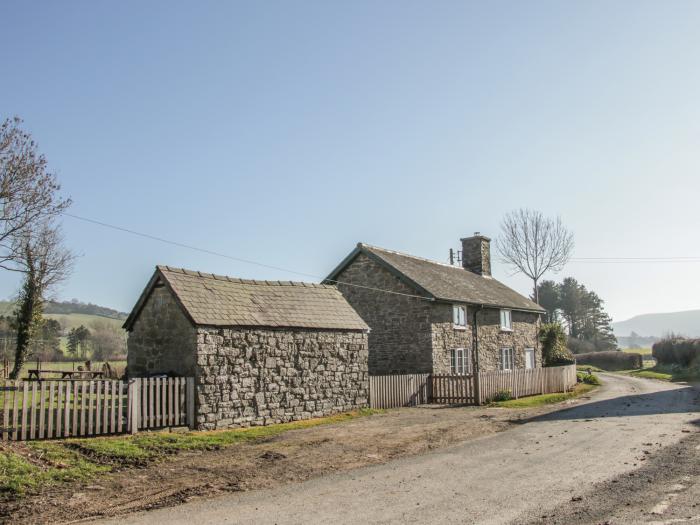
[124,266,370,430]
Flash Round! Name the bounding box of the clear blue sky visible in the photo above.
[1,1,699,322]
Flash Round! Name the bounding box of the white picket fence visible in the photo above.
[369,364,578,409]
[0,377,195,441]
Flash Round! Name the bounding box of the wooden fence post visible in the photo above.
[129,379,139,435]
[186,377,195,430]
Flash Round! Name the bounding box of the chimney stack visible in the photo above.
[460,233,491,276]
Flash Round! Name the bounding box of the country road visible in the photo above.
[94,374,700,525]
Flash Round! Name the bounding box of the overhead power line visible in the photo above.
[62,212,433,301]
[63,211,700,302]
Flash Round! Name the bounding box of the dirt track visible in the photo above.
[90,373,700,525]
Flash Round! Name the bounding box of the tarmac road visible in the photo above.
[94,373,700,525]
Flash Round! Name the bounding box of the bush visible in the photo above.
[567,337,597,355]
[492,389,512,402]
[576,371,601,385]
[539,323,575,367]
[575,351,642,371]
[652,338,700,367]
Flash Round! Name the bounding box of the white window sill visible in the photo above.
[453,325,467,331]
[500,328,513,333]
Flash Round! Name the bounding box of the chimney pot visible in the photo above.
[460,234,491,276]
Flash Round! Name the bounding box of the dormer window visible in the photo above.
[453,305,466,328]
[500,309,512,331]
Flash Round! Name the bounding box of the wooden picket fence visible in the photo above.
[0,377,194,441]
[476,364,577,404]
[368,364,577,409]
[369,373,430,409]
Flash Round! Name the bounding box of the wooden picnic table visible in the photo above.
[26,369,105,380]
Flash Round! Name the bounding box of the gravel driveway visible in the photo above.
[93,373,700,525]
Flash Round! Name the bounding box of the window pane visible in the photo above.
[450,350,456,374]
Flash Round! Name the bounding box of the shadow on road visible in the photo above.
[519,384,700,426]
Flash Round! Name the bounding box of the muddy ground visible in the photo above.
[0,399,586,524]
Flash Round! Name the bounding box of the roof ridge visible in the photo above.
[156,265,333,288]
[359,243,465,271]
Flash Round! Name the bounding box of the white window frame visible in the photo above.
[500,309,513,331]
[450,348,470,375]
[524,348,535,369]
[500,347,514,371]
[453,305,467,329]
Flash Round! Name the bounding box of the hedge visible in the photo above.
[575,351,642,371]
[652,338,700,367]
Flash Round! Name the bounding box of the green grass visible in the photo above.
[489,383,597,408]
[0,442,108,496]
[576,364,604,373]
[0,408,380,498]
[621,364,700,382]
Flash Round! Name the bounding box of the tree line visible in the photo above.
[537,277,617,353]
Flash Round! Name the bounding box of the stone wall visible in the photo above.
[431,305,541,374]
[334,253,434,374]
[127,285,197,377]
[195,327,368,430]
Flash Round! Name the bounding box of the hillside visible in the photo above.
[612,309,700,338]
[0,300,127,321]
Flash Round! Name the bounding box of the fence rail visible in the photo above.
[0,377,194,441]
[368,365,577,409]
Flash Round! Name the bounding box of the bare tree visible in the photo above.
[0,117,70,269]
[495,209,574,304]
[9,223,74,379]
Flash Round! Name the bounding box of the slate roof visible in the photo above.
[326,243,544,313]
[123,266,369,331]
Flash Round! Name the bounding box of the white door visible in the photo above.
[525,348,535,369]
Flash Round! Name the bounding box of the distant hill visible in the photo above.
[612,309,700,338]
[0,299,127,320]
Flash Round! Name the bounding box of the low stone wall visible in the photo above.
[195,327,369,430]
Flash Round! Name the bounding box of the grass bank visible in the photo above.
[0,408,380,498]
[621,365,700,383]
[490,383,597,409]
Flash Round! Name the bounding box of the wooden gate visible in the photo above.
[431,374,476,404]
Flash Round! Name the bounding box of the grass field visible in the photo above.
[622,347,653,356]
[44,313,124,331]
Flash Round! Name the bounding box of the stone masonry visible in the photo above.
[127,285,197,377]
[195,328,368,429]
[335,253,434,374]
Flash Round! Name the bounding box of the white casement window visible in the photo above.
[524,348,535,369]
[450,348,471,375]
[453,305,467,328]
[500,309,512,331]
[500,347,514,371]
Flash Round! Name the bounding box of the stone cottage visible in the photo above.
[325,235,545,375]
[124,266,369,430]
